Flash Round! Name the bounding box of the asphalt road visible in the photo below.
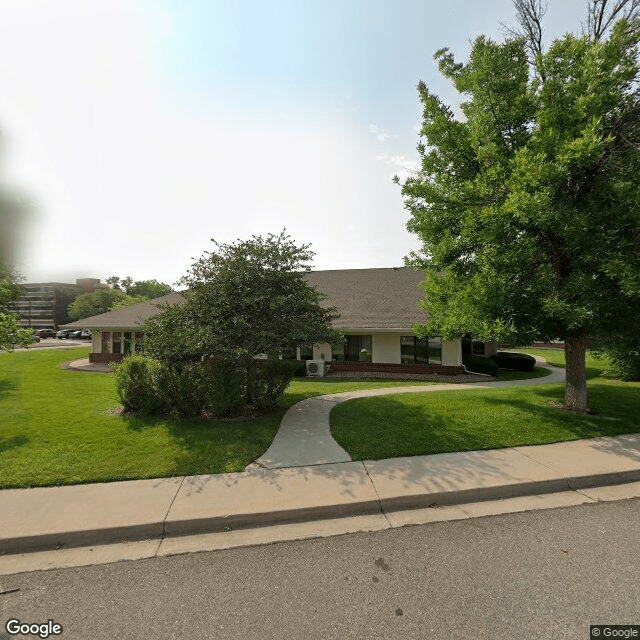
[1,498,639,640]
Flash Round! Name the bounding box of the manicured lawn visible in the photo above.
[506,347,610,379]
[0,348,441,488]
[331,355,640,461]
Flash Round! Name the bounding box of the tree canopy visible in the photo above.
[67,286,148,321]
[144,231,342,367]
[400,7,640,411]
[105,276,172,299]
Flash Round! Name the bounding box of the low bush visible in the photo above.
[113,355,166,414]
[490,351,536,371]
[203,360,246,416]
[155,362,211,418]
[253,359,301,411]
[462,354,498,376]
[591,337,640,381]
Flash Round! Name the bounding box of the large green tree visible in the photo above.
[143,231,342,401]
[0,264,34,351]
[67,286,147,321]
[105,276,172,299]
[400,3,640,412]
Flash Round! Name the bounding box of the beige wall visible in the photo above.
[372,333,401,364]
[442,339,462,366]
[313,343,333,360]
[92,331,101,353]
[484,340,498,357]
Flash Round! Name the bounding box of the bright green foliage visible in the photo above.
[113,355,166,414]
[67,286,147,321]
[402,22,640,346]
[253,360,301,412]
[105,276,172,299]
[144,231,342,409]
[0,264,34,350]
[591,334,640,380]
[114,355,247,417]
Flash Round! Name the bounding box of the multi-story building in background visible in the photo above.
[9,278,100,330]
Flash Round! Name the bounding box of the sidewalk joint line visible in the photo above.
[509,447,557,472]
[361,461,392,529]
[158,476,186,550]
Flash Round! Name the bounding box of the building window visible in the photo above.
[299,345,313,360]
[101,332,110,354]
[401,336,441,365]
[112,332,122,354]
[333,335,372,362]
[462,336,485,356]
[123,332,132,355]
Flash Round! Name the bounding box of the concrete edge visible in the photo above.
[3,469,640,557]
[0,522,165,556]
[165,499,382,537]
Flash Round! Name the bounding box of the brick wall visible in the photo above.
[329,361,464,375]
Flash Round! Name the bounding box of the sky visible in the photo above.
[0,0,588,286]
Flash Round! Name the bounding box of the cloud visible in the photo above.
[375,154,419,182]
[368,123,398,143]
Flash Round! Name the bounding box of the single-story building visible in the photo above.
[62,268,497,374]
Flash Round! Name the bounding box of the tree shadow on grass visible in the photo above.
[0,434,29,453]
[120,410,285,477]
[0,378,18,395]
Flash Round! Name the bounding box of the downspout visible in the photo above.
[461,363,494,378]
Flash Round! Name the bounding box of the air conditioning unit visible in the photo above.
[306,359,326,377]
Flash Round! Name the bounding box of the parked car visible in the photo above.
[35,328,56,338]
[56,329,73,339]
[67,330,83,340]
[80,329,92,340]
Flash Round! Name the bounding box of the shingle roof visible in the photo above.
[304,267,427,330]
[61,268,428,331]
[61,292,186,329]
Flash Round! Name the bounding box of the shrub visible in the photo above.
[490,351,536,371]
[202,360,246,416]
[591,337,640,381]
[253,359,300,411]
[462,354,498,376]
[155,362,211,418]
[113,355,165,414]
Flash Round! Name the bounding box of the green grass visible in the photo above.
[506,347,610,379]
[331,354,640,461]
[0,349,441,488]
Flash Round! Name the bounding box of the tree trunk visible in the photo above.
[564,333,588,413]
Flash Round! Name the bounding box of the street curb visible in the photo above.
[3,469,640,556]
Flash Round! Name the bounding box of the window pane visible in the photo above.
[299,345,313,360]
[112,332,122,354]
[401,336,415,364]
[428,337,442,364]
[472,341,485,355]
[415,338,429,364]
[101,332,110,354]
[359,335,372,362]
[124,332,132,355]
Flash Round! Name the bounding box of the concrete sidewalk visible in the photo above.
[3,432,640,565]
[256,360,566,468]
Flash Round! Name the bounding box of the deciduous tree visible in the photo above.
[400,9,640,412]
[144,231,342,403]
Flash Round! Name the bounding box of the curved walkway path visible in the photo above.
[255,359,566,469]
